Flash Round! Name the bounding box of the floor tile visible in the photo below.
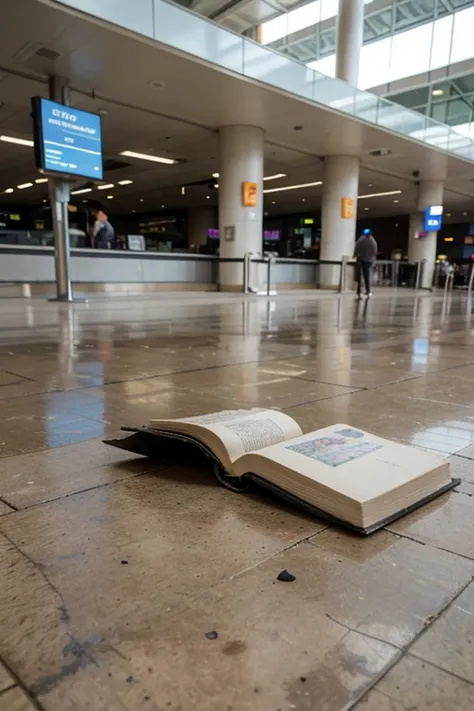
[355,655,474,711]
[0,687,36,711]
[387,486,474,559]
[0,660,14,693]
[288,389,474,454]
[410,580,474,683]
[448,454,474,485]
[0,438,163,509]
[0,501,14,516]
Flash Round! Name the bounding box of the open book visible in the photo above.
[105,408,456,534]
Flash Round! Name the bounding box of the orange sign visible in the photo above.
[242,181,257,207]
[341,197,354,219]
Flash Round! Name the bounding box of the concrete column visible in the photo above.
[408,180,444,289]
[336,0,365,86]
[218,126,264,291]
[320,155,359,288]
[188,206,217,248]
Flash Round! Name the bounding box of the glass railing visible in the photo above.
[53,0,474,163]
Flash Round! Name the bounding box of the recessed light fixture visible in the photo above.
[106,195,114,199]
[358,190,402,199]
[368,183,373,187]
[181,186,186,195]
[271,201,276,204]
[132,209,136,213]
[364,207,370,211]
[302,198,306,202]
[98,108,109,115]
[446,212,451,217]
[212,172,219,178]
[214,183,219,189]
[97,183,114,190]
[17,182,33,189]
[206,195,210,200]
[463,211,468,216]
[161,204,166,208]
[35,178,48,184]
[118,180,133,186]
[4,188,14,194]
[120,150,176,165]
[0,135,34,147]
[140,198,144,203]
[264,181,322,194]
[42,199,47,203]
[71,188,92,195]
[432,89,444,96]
[263,173,286,181]
[393,199,399,203]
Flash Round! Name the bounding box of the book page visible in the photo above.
[210,410,303,463]
[174,409,265,426]
[234,425,448,500]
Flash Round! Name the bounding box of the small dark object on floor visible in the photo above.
[126,676,133,683]
[300,677,307,683]
[277,569,296,582]
[121,560,128,565]
[205,631,218,640]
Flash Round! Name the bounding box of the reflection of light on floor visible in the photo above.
[411,421,474,454]
[47,363,105,447]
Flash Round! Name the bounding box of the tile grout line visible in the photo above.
[0,467,170,514]
[344,572,474,710]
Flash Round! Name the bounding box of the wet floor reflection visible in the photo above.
[1,291,474,453]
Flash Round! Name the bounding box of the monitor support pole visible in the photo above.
[47,76,84,303]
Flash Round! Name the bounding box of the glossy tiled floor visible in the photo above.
[1,290,474,711]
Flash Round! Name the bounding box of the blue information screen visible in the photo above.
[424,205,443,232]
[35,98,103,180]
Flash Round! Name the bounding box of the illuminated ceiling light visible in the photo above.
[263,173,286,181]
[161,204,166,208]
[97,183,114,190]
[140,198,144,203]
[212,172,219,178]
[0,135,34,147]
[214,183,219,188]
[35,178,48,184]
[358,190,402,199]
[120,150,176,165]
[3,188,14,194]
[364,207,370,211]
[432,89,444,96]
[17,182,33,189]
[264,181,322,194]
[206,195,210,200]
[71,188,92,195]
[106,195,114,199]
[181,186,186,195]
[393,199,399,203]
[118,179,133,186]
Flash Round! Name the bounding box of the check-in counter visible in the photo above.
[0,246,320,295]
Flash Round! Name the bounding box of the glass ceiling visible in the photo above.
[262,0,474,64]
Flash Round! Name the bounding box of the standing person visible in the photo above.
[353,228,378,299]
[90,209,115,250]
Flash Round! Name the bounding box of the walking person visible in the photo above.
[354,228,378,299]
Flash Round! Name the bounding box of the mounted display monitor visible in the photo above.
[263,230,280,241]
[31,97,103,180]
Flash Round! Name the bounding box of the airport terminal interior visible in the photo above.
[2,0,474,709]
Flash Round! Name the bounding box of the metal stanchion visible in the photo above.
[415,261,421,289]
[266,257,271,296]
[243,253,250,294]
[339,256,348,293]
[468,263,474,296]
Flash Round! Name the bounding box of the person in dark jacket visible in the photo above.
[353,228,378,299]
[90,209,115,249]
